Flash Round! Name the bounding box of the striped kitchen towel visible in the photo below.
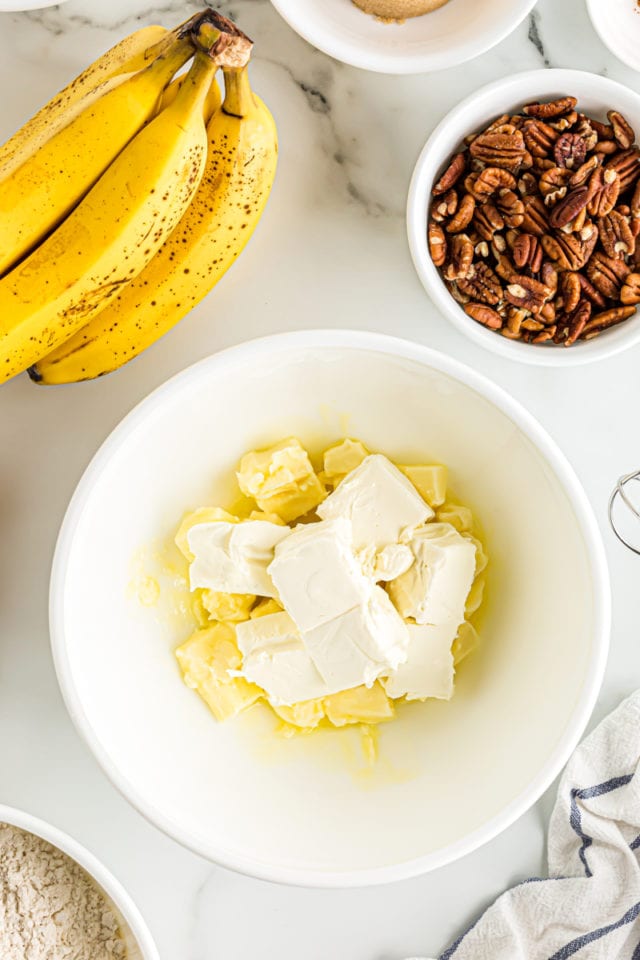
[419,689,640,960]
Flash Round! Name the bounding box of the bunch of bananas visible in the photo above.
[0,9,277,385]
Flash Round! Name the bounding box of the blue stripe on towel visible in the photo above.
[631,937,640,960]
[631,834,640,851]
[569,774,635,877]
[547,902,640,959]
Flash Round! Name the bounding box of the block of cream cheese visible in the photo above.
[187,519,290,598]
[237,612,329,705]
[268,517,371,632]
[383,622,455,701]
[317,454,434,550]
[304,585,409,690]
[388,522,475,626]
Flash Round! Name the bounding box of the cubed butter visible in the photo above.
[317,454,434,550]
[322,439,369,484]
[176,624,262,722]
[324,682,394,727]
[250,598,284,619]
[201,590,255,623]
[400,464,448,508]
[272,698,325,729]
[236,438,326,523]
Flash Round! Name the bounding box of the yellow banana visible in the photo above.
[0,37,195,277]
[0,25,167,176]
[31,66,277,384]
[158,72,221,119]
[0,52,217,384]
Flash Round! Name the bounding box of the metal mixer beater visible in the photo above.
[609,470,640,555]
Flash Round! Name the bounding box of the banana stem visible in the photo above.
[188,10,253,69]
[221,67,254,119]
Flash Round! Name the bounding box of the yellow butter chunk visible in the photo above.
[191,590,212,627]
[465,535,488,575]
[176,624,261,722]
[322,439,369,485]
[175,507,239,561]
[250,597,284,619]
[437,503,474,533]
[452,621,479,666]
[400,464,447,508]
[202,590,256,623]
[248,510,286,525]
[465,576,485,616]
[272,698,325,730]
[236,438,326,523]
[324,682,395,728]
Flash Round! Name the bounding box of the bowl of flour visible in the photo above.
[0,804,159,960]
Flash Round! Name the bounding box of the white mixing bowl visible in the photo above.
[268,0,537,74]
[51,331,610,886]
[408,69,640,365]
[0,804,159,960]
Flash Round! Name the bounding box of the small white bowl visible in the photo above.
[0,804,159,960]
[268,0,538,74]
[407,68,640,365]
[587,0,640,73]
[50,331,609,887]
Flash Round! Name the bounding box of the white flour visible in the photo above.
[0,823,127,960]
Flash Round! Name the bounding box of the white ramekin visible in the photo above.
[407,69,640,365]
[0,804,159,960]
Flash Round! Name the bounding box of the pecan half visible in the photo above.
[559,271,581,313]
[564,300,592,346]
[446,193,476,233]
[464,302,503,329]
[474,201,504,241]
[542,226,598,271]
[428,222,447,266]
[541,259,559,294]
[432,189,458,223]
[521,195,549,236]
[468,166,517,200]
[496,188,525,227]
[469,124,526,172]
[517,172,539,197]
[599,209,636,260]
[570,155,600,188]
[605,148,640,191]
[582,305,636,336]
[608,110,635,150]
[551,110,579,131]
[443,234,474,281]
[621,273,640,304]
[458,261,502,305]
[494,252,518,282]
[513,233,543,272]
[587,167,620,218]
[548,184,591,228]
[504,274,551,313]
[523,96,577,119]
[577,272,607,308]
[586,250,630,298]
[433,152,467,196]
[554,133,587,170]
[539,166,571,204]
[523,119,558,158]
[502,306,527,339]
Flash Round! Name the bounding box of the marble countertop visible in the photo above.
[1,0,639,957]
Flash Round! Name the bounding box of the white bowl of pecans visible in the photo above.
[407,69,640,365]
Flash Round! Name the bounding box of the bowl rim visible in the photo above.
[50,329,611,887]
[0,803,160,959]
[268,0,538,74]
[585,0,640,74]
[407,67,640,366]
